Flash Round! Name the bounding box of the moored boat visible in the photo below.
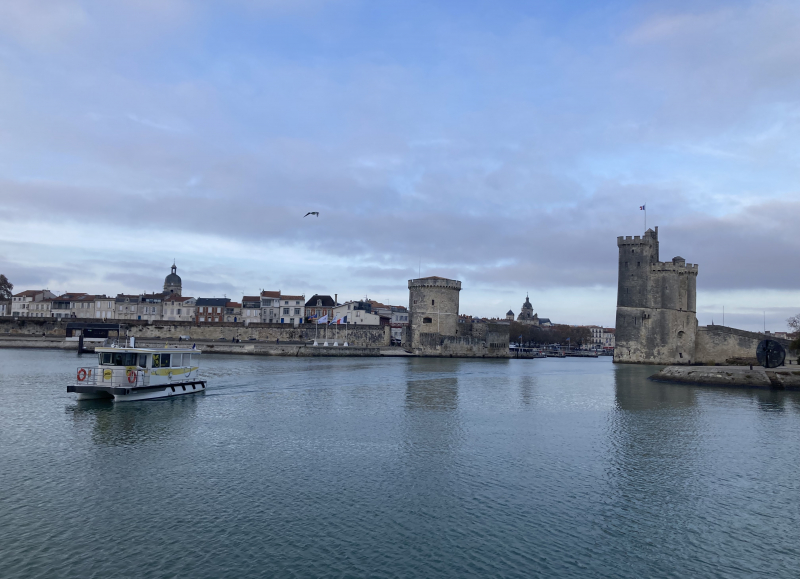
[68,344,206,401]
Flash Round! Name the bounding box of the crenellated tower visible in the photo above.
[614,227,699,364]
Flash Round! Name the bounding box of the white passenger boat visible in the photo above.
[68,344,206,401]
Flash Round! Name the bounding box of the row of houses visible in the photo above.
[3,266,411,341]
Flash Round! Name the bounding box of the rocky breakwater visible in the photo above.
[650,365,800,390]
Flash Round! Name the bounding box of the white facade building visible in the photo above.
[163,296,196,322]
[11,290,56,317]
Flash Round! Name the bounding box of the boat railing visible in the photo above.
[75,367,150,388]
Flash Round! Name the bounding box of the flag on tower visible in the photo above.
[640,204,646,210]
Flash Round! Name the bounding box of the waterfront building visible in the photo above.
[196,298,228,324]
[305,294,336,322]
[260,290,281,323]
[506,310,514,321]
[50,293,89,319]
[114,295,142,320]
[242,296,261,324]
[224,301,242,323]
[163,295,196,322]
[138,293,164,322]
[11,289,57,317]
[94,296,116,320]
[331,301,386,326]
[0,299,9,317]
[70,294,99,318]
[279,295,305,326]
[163,263,182,296]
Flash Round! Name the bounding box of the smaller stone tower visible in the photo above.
[163,262,182,296]
[407,276,461,350]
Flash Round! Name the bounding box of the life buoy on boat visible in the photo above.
[127,370,137,383]
[77,368,87,382]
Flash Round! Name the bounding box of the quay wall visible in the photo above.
[0,318,390,348]
[695,326,797,365]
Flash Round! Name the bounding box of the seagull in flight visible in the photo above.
[304,212,319,218]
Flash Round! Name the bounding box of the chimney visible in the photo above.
[335,293,338,306]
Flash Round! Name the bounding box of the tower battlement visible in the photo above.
[617,227,658,247]
[651,262,699,274]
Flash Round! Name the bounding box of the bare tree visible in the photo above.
[788,314,800,351]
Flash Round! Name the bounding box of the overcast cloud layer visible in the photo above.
[0,0,798,331]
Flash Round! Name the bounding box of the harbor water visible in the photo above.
[1,349,799,578]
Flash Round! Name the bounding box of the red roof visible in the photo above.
[242,295,260,301]
[226,302,242,307]
[260,290,280,298]
[281,295,305,301]
[13,290,45,297]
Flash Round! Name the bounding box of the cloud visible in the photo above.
[0,0,798,332]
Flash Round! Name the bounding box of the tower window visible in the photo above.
[637,262,640,266]
[423,317,432,324]
[431,299,435,306]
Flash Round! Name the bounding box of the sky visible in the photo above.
[0,0,798,332]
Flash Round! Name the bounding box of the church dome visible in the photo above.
[163,264,182,295]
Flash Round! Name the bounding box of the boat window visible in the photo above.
[152,354,161,368]
[138,354,147,368]
[172,354,182,367]
[100,353,112,365]
[161,354,171,367]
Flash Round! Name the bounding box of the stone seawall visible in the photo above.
[695,325,797,365]
[651,365,800,389]
[0,336,381,357]
[0,318,390,348]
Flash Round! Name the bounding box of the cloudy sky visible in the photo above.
[0,0,798,331]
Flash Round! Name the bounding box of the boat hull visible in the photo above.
[69,381,207,402]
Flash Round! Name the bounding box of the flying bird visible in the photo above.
[304,212,319,218]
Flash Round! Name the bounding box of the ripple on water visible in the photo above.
[0,352,799,578]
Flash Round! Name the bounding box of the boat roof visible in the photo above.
[95,347,201,354]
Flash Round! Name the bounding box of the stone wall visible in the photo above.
[614,307,698,364]
[695,326,797,365]
[0,318,390,347]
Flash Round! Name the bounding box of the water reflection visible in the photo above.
[518,375,536,406]
[613,364,696,411]
[65,395,201,447]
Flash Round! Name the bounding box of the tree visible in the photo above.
[788,314,800,352]
[0,274,12,300]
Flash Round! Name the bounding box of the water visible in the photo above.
[1,349,799,578]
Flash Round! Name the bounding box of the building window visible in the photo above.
[432,300,435,305]
[294,308,300,315]
[200,316,205,322]
[423,317,432,323]
[289,318,294,324]
[283,308,289,314]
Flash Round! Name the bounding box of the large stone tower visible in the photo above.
[163,263,182,296]
[407,276,461,350]
[614,227,698,364]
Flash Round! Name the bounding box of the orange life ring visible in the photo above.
[77,368,87,381]
[127,370,137,383]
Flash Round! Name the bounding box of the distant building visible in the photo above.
[196,298,228,324]
[279,295,305,326]
[163,295,196,322]
[242,296,261,324]
[11,289,57,317]
[260,290,281,323]
[0,299,10,317]
[163,263,182,296]
[95,296,116,320]
[506,310,515,321]
[305,294,336,322]
[516,295,540,326]
[224,302,242,323]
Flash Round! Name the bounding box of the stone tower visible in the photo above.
[407,276,461,350]
[614,227,698,364]
[517,294,539,325]
[163,263,182,296]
